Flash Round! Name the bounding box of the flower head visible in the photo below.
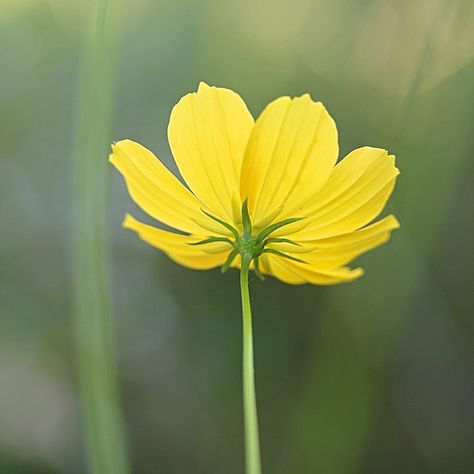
[110,82,399,285]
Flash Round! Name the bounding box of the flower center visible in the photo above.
[190,200,305,279]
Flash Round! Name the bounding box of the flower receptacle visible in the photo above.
[191,200,305,276]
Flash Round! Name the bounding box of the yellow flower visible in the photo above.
[109,82,399,285]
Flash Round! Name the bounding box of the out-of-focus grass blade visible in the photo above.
[73,1,130,473]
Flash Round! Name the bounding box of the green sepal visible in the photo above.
[263,248,307,264]
[189,236,234,246]
[201,209,240,240]
[256,217,304,243]
[253,257,265,281]
[241,199,252,237]
[264,237,301,247]
[221,248,239,273]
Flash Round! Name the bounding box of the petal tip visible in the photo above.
[109,139,132,155]
[197,81,211,92]
[352,267,365,279]
[122,213,135,229]
[108,140,128,164]
[389,215,401,229]
[116,138,133,147]
[109,142,118,162]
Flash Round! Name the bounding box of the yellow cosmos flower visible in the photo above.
[109,82,399,285]
[110,82,400,474]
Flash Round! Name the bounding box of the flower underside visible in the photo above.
[191,200,305,279]
[109,82,400,285]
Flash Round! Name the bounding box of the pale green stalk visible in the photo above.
[73,1,129,473]
[240,255,262,474]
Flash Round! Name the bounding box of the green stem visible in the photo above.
[73,1,129,473]
[240,255,262,474]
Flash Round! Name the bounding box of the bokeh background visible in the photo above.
[1,0,473,472]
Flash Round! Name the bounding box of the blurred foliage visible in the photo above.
[0,0,473,473]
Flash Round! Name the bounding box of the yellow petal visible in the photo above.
[292,147,399,239]
[123,214,229,270]
[259,254,305,284]
[168,82,254,222]
[263,254,363,285]
[302,215,399,269]
[240,94,338,224]
[109,139,212,235]
[306,214,399,248]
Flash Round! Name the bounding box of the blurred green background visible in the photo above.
[1,0,473,472]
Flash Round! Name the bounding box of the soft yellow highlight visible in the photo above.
[110,82,400,285]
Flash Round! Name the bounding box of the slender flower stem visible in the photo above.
[240,255,262,474]
[73,1,129,473]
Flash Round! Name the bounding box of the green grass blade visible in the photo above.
[73,1,130,473]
